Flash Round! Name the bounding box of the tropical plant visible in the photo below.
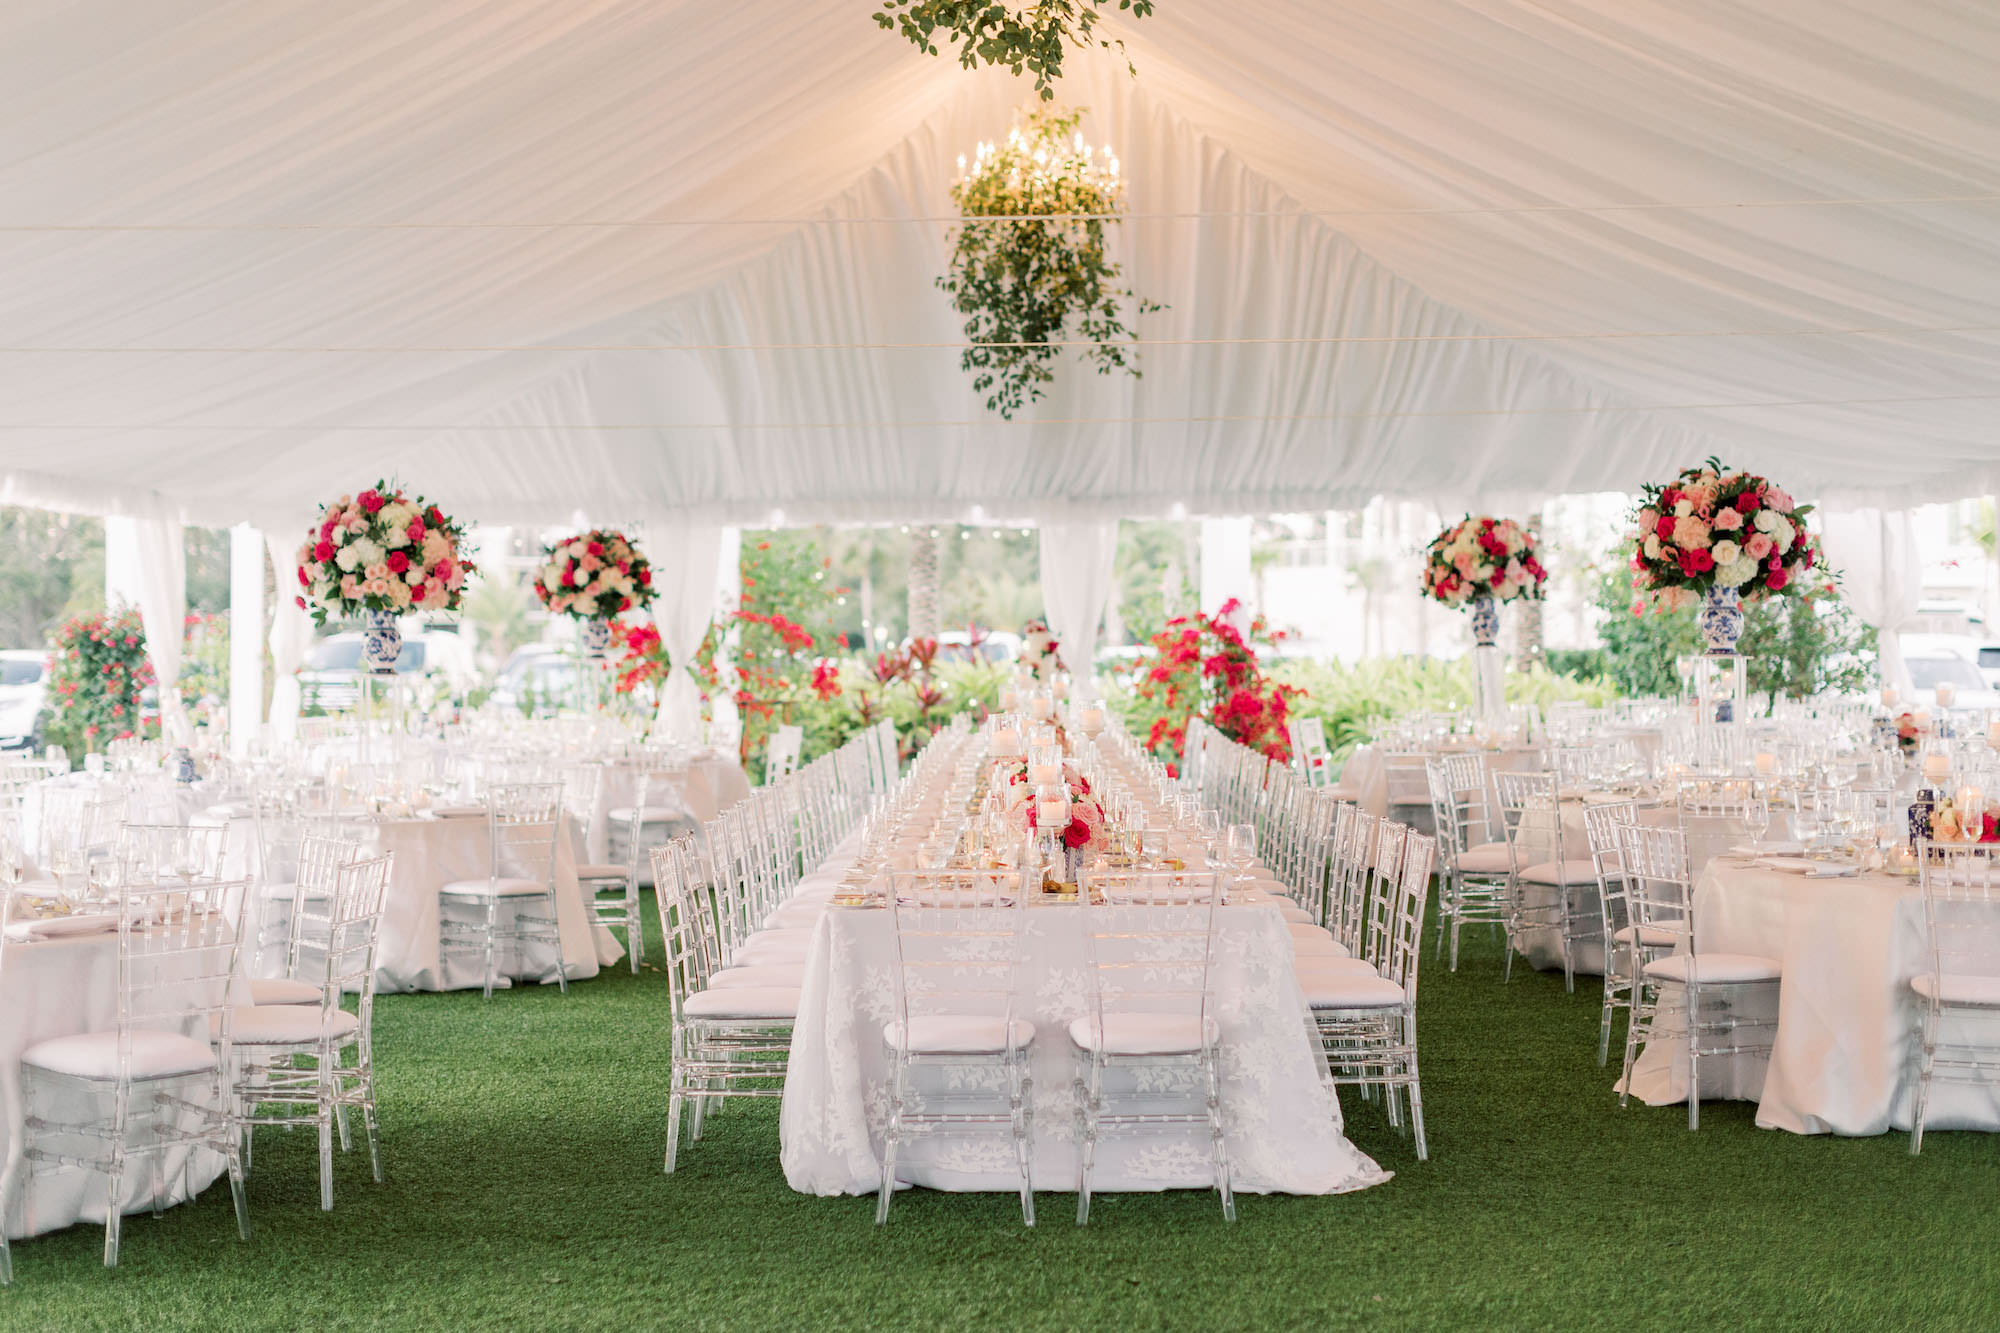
[44,607,154,755]
[873,0,1153,100]
[1112,599,1299,772]
[940,106,1160,418]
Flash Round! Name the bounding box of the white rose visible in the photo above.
[1643,534,1662,559]
[335,545,363,572]
[1771,523,1794,553]
[350,538,383,567]
[565,541,586,560]
[1711,540,1740,566]
[405,566,424,586]
[1754,509,1780,534]
[384,525,410,549]
[1675,499,1694,517]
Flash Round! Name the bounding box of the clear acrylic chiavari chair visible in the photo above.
[652,838,795,1173]
[1579,799,1654,1067]
[1070,870,1231,1225]
[877,868,1035,1226]
[1910,841,2000,1154]
[1494,770,1593,988]
[437,780,567,999]
[1617,822,1781,1129]
[224,851,394,1210]
[1427,753,1512,971]
[0,876,253,1280]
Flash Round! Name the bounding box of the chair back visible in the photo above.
[883,868,1028,1033]
[651,836,725,1008]
[1380,833,1437,997]
[116,822,231,884]
[117,876,247,1065]
[293,851,394,1004]
[1494,769,1563,872]
[1076,869,1222,1046]
[485,781,562,888]
[1581,799,1640,931]
[1616,823,1693,953]
[1918,842,2000,1001]
[766,725,804,783]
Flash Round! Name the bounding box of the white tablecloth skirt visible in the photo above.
[1623,862,2000,1135]
[780,868,1388,1198]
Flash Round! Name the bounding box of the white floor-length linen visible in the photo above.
[0,934,226,1240]
[647,524,724,742]
[1623,861,2000,1136]
[263,529,315,744]
[779,848,1388,1197]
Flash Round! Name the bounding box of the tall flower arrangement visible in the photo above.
[294,481,473,623]
[532,528,654,621]
[1020,617,1064,680]
[1420,516,1546,608]
[44,608,154,755]
[1626,459,1818,614]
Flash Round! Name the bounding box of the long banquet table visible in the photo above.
[778,768,1391,1199]
[1623,857,2000,1135]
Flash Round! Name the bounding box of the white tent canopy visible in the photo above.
[1,1,1996,529]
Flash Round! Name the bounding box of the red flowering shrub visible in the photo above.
[45,607,155,756]
[1125,599,1300,767]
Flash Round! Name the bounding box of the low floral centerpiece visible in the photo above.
[1021,617,1064,682]
[1625,458,1819,654]
[996,759,1108,881]
[1420,516,1547,646]
[296,482,473,673]
[533,528,655,658]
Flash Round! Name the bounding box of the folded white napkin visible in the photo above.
[1757,856,1859,878]
[4,912,120,942]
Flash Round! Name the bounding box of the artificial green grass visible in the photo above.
[3,898,1996,1332]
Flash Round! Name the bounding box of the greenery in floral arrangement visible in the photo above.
[1625,457,1819,613]
[44,607,154,755]
[1110,599,1299,773]
[941,106,1161,418]
[873,0,1154,100]
[1571,554,1873,709]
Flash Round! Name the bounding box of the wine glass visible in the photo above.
[1225,822,1258,873]
[1740,799,1769,849]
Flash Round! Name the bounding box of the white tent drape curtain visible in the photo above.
[648,524,724,741]
[1820,508,1922,698]
[1038,519,1121,697]
[264,529,314,742]
[706,526,743,745]
[104,515,190,744]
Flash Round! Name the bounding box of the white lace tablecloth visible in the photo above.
[779,875,1388,1198]
[1623,860,2000,1135]
[320,813,622,993]
[0,932,226,1240]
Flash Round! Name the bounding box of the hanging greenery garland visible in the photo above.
[940,106,1161,419]
[873,1,1154,101]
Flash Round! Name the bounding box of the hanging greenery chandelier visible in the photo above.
[940,106,1160,419]
[873,1,1155,101]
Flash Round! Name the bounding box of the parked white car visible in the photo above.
[299,627,478,712]
[0,649,47,750]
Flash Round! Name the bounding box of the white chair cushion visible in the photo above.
[884,1015,1035,1054]
[575,863,631,881]
[682,986,799,1021]
[22,1029,218,1080]
[608,805,688,823]
[1277,905,1315,924]
[1291,933,1352,959]
[1612,924,1681,949]
[1519,859,1600,886]
[1067,1012,1219,1056]
[247,977,322,1006]
[1287,923,1336,944]
[1642,952,1782,985]
[440,876,549,898]
[764,904,826,930]
[1300,974,1407,1009]
[1455,843,1513,874]
[1294,956,1380,978]
[225,1005,362,1046]
[733,939,812,965]
[708,963,808,989]
[1912,973,2000,1007]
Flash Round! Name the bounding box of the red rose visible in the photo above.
[295,595,307,609]
[586,541,604,557]
[1655,516,1676,540]
[411,583,426,602]
[427,506,444,526]
[407,519,425,543]
[637,568,652,587]
[314,540,334,562]
[1678,549,1715,576]
[387,551,410,574]
[1735,490,1761,514]
[358,489,384,513]
[1063,820,1091,849]
[1766,568,1789,591]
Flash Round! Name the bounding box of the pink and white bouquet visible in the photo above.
[533,528,654,621]
[1021,618,1064,680]
[295,482,472,625]
[1625,458,1818,614]
[1420,516,1547,608]
[1002,761,1108,850]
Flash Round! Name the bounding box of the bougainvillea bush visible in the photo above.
[1115,599,1301,773]
[44,608,155,755]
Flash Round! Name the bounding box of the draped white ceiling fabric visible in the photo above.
[0,2,1996,528]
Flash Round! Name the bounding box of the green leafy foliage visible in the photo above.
[940,106,1160,418]
[44,607,154,755]
[874,0,1154,99]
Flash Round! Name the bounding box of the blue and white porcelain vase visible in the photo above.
[1697,585,1745,656]
[579,616,613,660]
[361,609,402,675]
[1468,595,1501,647]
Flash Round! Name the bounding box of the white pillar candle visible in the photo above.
[1937,682,1957,709]
[1753,751,1776,775]
[1029,760,1061,786]
[1081,704,1107,735]
[1881,686,1898,708]
[1987,719,2000,749]
[1924,752,1951,783]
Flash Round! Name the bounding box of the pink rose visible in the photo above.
[1672,515,1712,549]
[1711,508,1743,533]
[1744,532,1774,561]
[340,574,360,599]
[358,489,385,513]
[407,519,425,543]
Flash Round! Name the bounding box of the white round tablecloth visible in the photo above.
[1623,859,2000,1135]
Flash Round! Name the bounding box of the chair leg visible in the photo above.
[1911,1008,1936,1156]
[318,1065,336,1212]
[102,1146,125,1268]
[1014,1060,1035,1228]
[1597,964,1618,1067]
[0,1135,22,1285]
[1685,985,1702,1132]
[875,1080,903,1225]
[664,1056,686,1173]
[1075,1059,1099,1227]
[1404,1014,1428,1161]
[481,897,498,1000]
[1206,1054,1235,1223]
